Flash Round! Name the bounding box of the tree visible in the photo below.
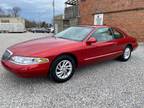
[7,9,13,17]
[12,7,21,17]
[25,20,37,28]
[41,21,48,28]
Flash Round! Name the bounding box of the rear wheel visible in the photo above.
[49,55,76,82]
[119,46,132,61]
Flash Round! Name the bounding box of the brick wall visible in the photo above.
[79,0,144,41]
[104,10,144,42]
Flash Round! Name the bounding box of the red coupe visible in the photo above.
[1,25,138,82]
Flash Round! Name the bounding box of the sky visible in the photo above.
[0,0,66,23]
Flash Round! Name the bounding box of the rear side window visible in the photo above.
[112,28,124,39]
[91,27,113,42]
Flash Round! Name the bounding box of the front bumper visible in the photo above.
[1,60,50,78]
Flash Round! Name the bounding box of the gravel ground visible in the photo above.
[0,33,144,108]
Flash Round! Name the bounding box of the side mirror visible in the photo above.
[86,37,96,45]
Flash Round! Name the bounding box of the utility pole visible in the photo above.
[76,0,80,25]
[53,0,55,33]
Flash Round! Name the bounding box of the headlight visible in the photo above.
[10,56,49,65]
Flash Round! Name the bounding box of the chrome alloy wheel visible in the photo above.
[55,60,73,79]
[124,47,131,59]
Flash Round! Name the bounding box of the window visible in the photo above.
[55,27,93,41]
[91,27,113,42]
[81,0,86,2]
[112,28,123,39]
[1,20,10,23]
[94,14,104,25]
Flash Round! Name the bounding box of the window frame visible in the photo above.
[1,19,10,23]
[111,27,124,39]
[90,27,114,42]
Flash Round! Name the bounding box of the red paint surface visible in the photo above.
[1,25,138,78]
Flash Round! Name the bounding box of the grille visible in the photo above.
[2,50,13,60]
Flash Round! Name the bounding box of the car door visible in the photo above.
[82,27,121,63]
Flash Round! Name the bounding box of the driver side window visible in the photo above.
[91,27,113,42]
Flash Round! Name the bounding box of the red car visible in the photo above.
[1,25,138,82]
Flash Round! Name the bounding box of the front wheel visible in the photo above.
[119,46,132,61]
[49,55,76,82]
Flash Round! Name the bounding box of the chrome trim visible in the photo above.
[55,60,73,79]
[6,49,13,57]
[84,51,123,61]
[124,48,131,59]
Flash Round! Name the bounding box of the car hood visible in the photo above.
[8,36,78,57]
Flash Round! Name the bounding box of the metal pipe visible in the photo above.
[53,0,55,33]
[76,0,80,25]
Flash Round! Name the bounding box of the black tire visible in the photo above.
[49,55,76,83]
[119,46,132,62]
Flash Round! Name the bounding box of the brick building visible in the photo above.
[79,0,144,41]
[54,0,79,33]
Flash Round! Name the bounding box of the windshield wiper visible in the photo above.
[57,37,68,40]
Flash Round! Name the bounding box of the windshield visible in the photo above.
[55,27,93,41]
